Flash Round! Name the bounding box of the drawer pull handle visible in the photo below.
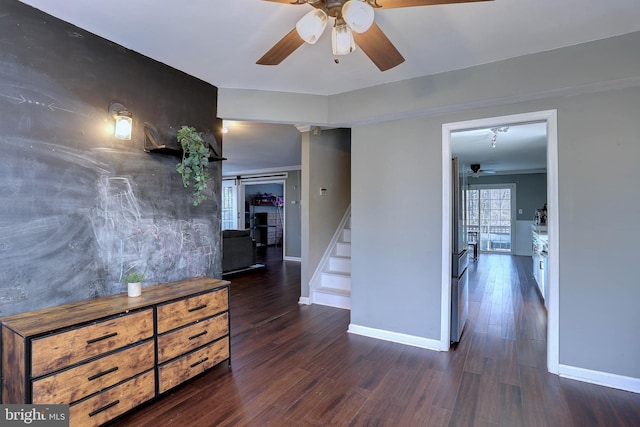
[88,400,120,417]
[188,304,207,313]
[88,366,119,381]
[190,357,209,368]
[188,331,208,340]
[86,332,118,344]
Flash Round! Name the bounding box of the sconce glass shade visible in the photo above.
[332,20,356,55]
[342,0,375,33]
[114,110,132,140]
[109,102,132,140]
[296,9,328,44]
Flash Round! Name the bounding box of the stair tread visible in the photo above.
[314,216,351,298]
[314,286,351,296]
[323,270,351,277]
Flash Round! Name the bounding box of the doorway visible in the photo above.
[467,183,516,254]
[242,182,284,246]
[221,180,238,230]
[241,179,286,265]
[441,110,559,374]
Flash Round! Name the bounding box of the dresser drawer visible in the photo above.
[69,370,155,427]
[158,337,229,394]
[157,312,228,364]
[157,288,228,334]
[31,309,153,378]
[32,340,155,404]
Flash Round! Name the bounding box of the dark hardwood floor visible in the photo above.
[112,251,640,426]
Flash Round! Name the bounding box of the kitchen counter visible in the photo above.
[532,225,549,307]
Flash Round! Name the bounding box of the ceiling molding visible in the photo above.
[223,165,302,178]
[294,125,312,132]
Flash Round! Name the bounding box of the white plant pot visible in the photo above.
[127,282,142,297]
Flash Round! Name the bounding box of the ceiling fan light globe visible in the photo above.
[342,0,375,34]
[332,22,356,55]
[296,9,328,44]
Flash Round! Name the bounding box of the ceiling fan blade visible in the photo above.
[261,0,324,6]
[372,0,493,10]
[353,22,404,71]
[257,28,305,65]
[261,0,308,4]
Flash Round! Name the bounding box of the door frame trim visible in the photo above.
[441,110,559,374]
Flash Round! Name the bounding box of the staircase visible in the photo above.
[310,214,351,310]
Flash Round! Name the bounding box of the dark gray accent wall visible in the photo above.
[471,173,547,220]
[0,1,222,316]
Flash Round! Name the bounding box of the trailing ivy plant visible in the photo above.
[176,125,211,206]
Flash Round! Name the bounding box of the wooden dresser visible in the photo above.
[0,277,230,426]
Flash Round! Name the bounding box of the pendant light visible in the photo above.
[296,9,328,44]
[332,18,356,55]
[342,0,375,34]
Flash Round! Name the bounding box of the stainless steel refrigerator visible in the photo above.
[451,157,469,345]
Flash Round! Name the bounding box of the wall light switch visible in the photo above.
[518,209,523,215]
[319,188,327,196]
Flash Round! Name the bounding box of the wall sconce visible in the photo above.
[109,102,132,140]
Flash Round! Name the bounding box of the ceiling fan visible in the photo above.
[257,0,493,72]
[469,163,496,177]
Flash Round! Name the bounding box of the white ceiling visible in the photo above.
[221,121,302,175]
[18,0,640,96]
[452,122,548,176]
[17,0,640,174]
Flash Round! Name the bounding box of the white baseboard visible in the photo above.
[559,364,640,393]
[348,323,442,351]
[284,256,302,262]
[298,297,311,305]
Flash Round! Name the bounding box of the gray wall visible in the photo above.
[352,87,640,378]
[222,32,640,382]
[285,170,302,259]
[352,119,443,338]
[554,88,639,376]
[245,183,282,200]
[301,128,351,297]
[471,173,547,221]
[245,183,283,216]
[0,1,222,316]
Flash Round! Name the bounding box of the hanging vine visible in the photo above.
[176,125,211,206]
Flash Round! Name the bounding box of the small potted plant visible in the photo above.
[176,125,211,206]
[123,272,144,298]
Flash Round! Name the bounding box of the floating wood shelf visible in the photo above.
[143,123,226,161]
